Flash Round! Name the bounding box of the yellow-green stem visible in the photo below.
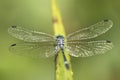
[51,0,73,80]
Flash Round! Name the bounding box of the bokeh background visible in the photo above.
[0,0,120,80]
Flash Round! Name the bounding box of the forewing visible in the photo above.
[9,41,56,58]
[67,20,113,41]
[8,26,54,42]
[66,40,113,57]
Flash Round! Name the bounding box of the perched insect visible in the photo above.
[8,19,113,69]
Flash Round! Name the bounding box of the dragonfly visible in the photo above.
[8,19,113,69]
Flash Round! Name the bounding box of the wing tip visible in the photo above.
[11,26,17,28]
[11,43,16,46]
[104,19,109,22]
[106,40,114,49]
[106,40,111,43]
[103,19,112,22]
[8,25,17,33]
[103,19,113,25]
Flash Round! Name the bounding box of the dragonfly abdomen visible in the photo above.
[61,49,70,70]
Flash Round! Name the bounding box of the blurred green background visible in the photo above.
[0,0,120,80]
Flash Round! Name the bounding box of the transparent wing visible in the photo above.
[66,40,113,57]
[8,26,54,42]
[9,41,56,58]
[67,20,113,41]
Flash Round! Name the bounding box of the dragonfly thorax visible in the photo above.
[56,35,65,49]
